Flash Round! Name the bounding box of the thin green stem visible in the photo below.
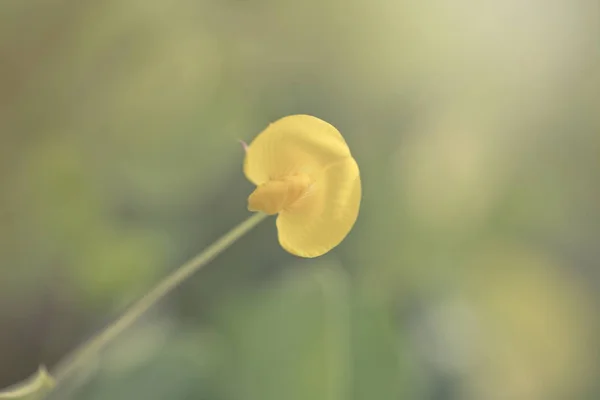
[50,212,268,388]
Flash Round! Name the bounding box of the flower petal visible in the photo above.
[244,115,351,185]
[276,156,361,257]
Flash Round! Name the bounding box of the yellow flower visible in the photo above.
[244,114,361,258]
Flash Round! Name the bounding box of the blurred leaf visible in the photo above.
[61,322,225,400]
[214,263,351,400]
[70,226,169,307]
[0,366,55,400]
[351,295,418,400]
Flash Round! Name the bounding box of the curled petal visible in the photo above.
[276,157,361,257]
[244,115,351,185]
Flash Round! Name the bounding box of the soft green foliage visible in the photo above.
[213,263,351,400]
[1,0,599,399]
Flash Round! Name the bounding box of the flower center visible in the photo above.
[247,173,312,215]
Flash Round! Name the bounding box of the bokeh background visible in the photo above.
[1,0,599,399]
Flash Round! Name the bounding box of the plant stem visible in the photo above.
[50,212,268,388]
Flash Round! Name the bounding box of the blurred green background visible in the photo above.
[1,0,599,399]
